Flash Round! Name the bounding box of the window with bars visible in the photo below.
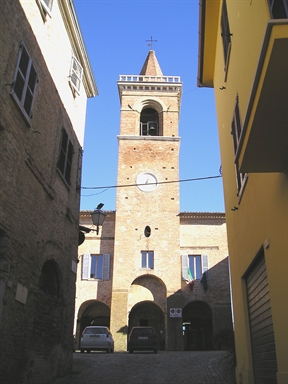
[221,0,232,77]
[11,42,38,123]
[141,251,154,269]
[82,254,110,280]
[69,56,83,95]
[57,127,73,185]
[268,0,288,18]
[231,95,247,197]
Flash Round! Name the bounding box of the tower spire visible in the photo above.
[139,50,163,76]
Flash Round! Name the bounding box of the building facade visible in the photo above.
[198,1,288,383]
[76,50,232,353]
[0,1,96,383]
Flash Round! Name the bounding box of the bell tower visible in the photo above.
[110,50,183,351]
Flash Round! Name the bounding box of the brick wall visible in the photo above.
[0,1,90,383]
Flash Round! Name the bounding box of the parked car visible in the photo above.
[80,326,114,353]
[128,326,157,353]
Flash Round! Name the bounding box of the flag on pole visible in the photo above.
[188,268,194,281]
[187,267,195,291]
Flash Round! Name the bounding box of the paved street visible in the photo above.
[52,350,236,384]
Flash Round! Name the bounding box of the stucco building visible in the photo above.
[76,50,232,353]
[0,1,96,383]
[198,1,288,383]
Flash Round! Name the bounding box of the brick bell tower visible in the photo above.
[110,50,183,351]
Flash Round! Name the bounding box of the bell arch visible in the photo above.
[136,99,164,136]
[182,301,213,350]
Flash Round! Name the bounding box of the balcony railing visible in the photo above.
[119,75,181,83]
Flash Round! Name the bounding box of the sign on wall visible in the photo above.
[170,308,182,317]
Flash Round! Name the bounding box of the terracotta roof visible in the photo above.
[139,50,163,76]
[80,211,225,220]
[178,212,226,219]
[80,210,116,218]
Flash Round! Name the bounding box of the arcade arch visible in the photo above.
[182,301,213,350]
[75,300,110,348]
[127,275,166,350]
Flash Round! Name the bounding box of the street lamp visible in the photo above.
[78,203,106,245]
[91,204,106,235]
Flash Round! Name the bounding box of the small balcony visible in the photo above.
[237,21,288,173]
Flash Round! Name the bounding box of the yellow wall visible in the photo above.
[201,1,288,383]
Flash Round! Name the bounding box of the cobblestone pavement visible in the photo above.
[52,350,236,384]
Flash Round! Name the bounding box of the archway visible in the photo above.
[76,300,110,348]
[182,301,213,350]
[128,301,165,350]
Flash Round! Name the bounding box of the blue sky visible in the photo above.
[74,0,225,213]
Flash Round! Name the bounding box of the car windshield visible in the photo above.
[84,328,107,335]
[132,328,154,334]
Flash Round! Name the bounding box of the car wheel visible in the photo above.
[106,348,110,353]
[80,349,84,353]
[154,349,157,354]
[129,349,133,354]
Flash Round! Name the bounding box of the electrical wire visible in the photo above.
[81,174,222,191]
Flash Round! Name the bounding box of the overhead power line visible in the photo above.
[81,175,222,190]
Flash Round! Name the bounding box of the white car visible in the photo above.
[80,326,114,353]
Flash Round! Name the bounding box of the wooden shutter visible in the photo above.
[70,56,83,93]
[201,254,209,279]
[181,254,189,281]
[12,42,38,119]
[82,254,90,280]
[40,0,53,13]
[102,254,110,280]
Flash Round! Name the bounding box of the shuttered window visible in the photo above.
[245,251,278,383]
[69,56,83,94]
[221,0,232,76]
[182,254,209,281]
[40,0,53,15]
[268,0,288,18]
[231,95,247,198]
[82,253,110,280]
[11,42,38,122]
[57,127,73,185]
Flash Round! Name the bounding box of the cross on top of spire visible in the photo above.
[146,36,157,48]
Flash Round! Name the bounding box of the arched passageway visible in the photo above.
[76,300,110,348]
[182,301,213,350]
[128,301,165,350]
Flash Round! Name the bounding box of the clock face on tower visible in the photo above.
[136,172,158,192]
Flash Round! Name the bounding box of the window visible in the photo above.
[221,0,232,77]
[37,0,53,16]
[11,42,38,122]
[141,251,154,269]
[90,255,103,279]
[231,96,248,197]
[182,254,208,281]
[268,0,288,18]
[39,260,59,297]
[69,56,83,94]
[82,254,110,280]
[57,127,73,185]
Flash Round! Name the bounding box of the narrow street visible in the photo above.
[52,350,236,384]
